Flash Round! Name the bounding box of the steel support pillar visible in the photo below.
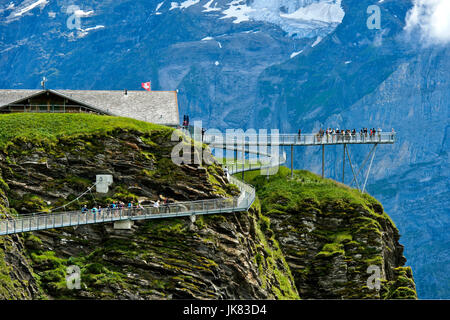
[242,143,245,180]
[350,144,377,187]
[362,144,378,193]
[322,145,325,178]
[346,146,361,191]
[291,145,294,179]
[343,144,346,183]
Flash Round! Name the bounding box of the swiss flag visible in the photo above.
[141,82,151,91]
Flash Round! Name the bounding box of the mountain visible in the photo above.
[0,0,448,298]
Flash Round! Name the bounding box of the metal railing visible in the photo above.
[0,139,292,236]
[0,175,258,236]
[0,195,254,236]
[224,152,287,175]
[204,132,396,146]
[1,104,100,114]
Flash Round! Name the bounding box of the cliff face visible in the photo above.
[244,168,417,299]
[0,177,41,299]
[0,114,415,299]
[0,114,297,299]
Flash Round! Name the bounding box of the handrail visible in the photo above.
[0,135,290,236]
[224,152,287,175]
[204,132,396,146]
[0,172,260,236]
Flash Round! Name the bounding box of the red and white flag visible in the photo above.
[141,82,151,91]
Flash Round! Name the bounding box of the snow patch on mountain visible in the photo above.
[5,0,49,22]
[247,0,345,38]
[4,2,15,11]
[279,0,344,23]
[170,0,201,10]
[166,0,345,39]
[76,25,105,38]
[311,35,322,46]
[220,0,255,24]
[74,9,94,18]
[290,50,303,58]
[156,1,165,12]
[203,0,221,12]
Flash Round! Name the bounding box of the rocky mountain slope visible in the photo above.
[0,114,416,299]
[243,167,416,299]
[0,113,298,299]
[0,0,441,298]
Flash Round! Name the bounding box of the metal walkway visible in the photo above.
[0,154,285,236]
[204,131,395,186]
[203,132,395,147]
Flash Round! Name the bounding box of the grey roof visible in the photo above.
[0,89,180,126]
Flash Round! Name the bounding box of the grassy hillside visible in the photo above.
[0,113,171,148]
[241,166,396,227]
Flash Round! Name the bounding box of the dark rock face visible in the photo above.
[0,128,230,212]
[268,199,416,299]
[0,185,41,299]
[0,128,297,299]
[21,206,297,299]
[246,168,417,299]
[0,232,42,299]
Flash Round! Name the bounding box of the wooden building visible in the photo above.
[0,89,180,127]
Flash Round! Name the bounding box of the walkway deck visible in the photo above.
[0,154,286,236]
[204,132,395,147]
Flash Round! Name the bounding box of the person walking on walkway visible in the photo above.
[153,200,160,214]
[91,206,98,219]
[224,166,229,182]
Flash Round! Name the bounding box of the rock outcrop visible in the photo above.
[244,167,417,299]
[0,177,41,299]
[0,114,296,299]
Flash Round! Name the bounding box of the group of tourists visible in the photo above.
[80,197,170,216]
[81,201,143,216]
[296,127,395,143]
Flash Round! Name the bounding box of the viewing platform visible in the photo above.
[203,132,396,147]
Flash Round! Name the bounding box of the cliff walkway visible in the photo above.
[0,153,286,236]
[0,131,395,236]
